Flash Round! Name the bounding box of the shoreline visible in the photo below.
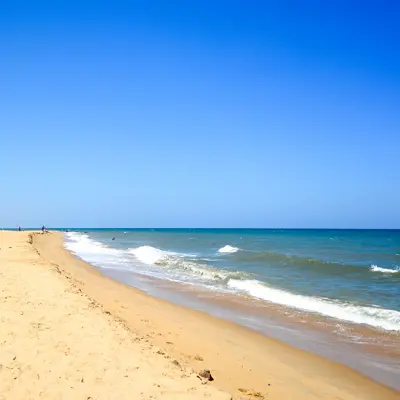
[1,230,398,399]
[99,262,400,388]
[63,229,399,389]
[33,230,399,399]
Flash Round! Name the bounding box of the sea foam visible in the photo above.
[218,245,240,253]
[65,232,122,256]
[128,245,247,282]
[370,265,399,274]
[64,232,131,269]
[129,245,168,265]
[227,279,400,331]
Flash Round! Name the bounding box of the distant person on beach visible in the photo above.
[42,225,46,232]
[18,226,21,232]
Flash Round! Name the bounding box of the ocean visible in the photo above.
[64,228,400,388]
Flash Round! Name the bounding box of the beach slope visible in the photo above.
[1,231,398,400]
[0,231,230,400]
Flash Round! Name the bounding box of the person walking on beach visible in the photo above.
[41,225,46,232]
[18,226,21,232]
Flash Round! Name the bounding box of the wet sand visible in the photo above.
[1,230,399,399]
[101,266,400,390]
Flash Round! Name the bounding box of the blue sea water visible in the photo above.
[64,229,400,332]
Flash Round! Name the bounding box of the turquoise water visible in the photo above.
[64,229,400,331]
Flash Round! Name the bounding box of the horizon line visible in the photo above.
[2,227,399,231]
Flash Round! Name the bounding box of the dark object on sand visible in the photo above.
[198,369,214,381]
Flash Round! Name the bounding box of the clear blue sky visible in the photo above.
[1,1,399,228]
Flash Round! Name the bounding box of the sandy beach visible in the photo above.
[0,231,398,400]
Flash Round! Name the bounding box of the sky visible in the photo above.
[0,1,399,228]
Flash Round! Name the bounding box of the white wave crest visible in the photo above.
[227,279,400,331]
[128,246,247,282]
[65,232,121,256]
[128,245,168,265]
[370,265,399,274]
[64,232,133,272]
[218,245,240,253]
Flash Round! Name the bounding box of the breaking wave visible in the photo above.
[370,265,400,274]
[227,279,400,331]
[128,245,247,282]
[218,245,240,253]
